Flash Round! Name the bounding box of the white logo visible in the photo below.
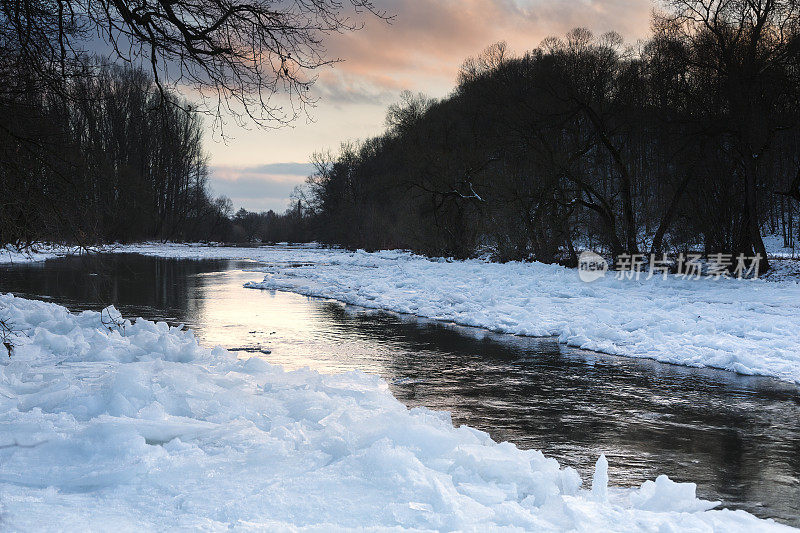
[578,251,608,282]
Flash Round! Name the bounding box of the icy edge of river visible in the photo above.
[0,293,793,531]
[7,242,800,384]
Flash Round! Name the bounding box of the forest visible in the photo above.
[299,3,800,270]
[0,60,311,246]
[3,0,800,272]
[1,61,216,245]
[0,0,374,248]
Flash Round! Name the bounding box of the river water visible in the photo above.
[1,252,798,525]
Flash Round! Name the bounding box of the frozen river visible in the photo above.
[2,252,798,525]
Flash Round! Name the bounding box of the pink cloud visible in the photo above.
[312,0,653,100]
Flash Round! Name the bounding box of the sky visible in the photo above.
[207,0,654,213]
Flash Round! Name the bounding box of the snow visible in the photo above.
[243,247,800,384]
[0,244,81,264]
[8,242,800,384]
[763,234,798,259]
[0,293,793,530]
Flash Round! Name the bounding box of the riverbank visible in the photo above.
[109,242,800,384]
[4,242,800,384]
[0,293,793,530]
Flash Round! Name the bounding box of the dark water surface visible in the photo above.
[1,253,799,525]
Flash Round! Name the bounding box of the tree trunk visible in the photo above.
[651,172,692,255]
[736,159,770,272]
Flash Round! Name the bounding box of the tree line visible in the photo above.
[223,203,311,244]
[0,53,316,248]
[0,58,317,246]
[0,60,225,245]
[297,0,800,270]
[0,0,381,248]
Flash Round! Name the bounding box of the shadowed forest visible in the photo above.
[3,1,800,270]
[300,6,800,270]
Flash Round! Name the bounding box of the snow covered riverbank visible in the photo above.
[0,293,793,530]
[97,242,800,384]
[0,244,80,264]
[6,242,800,383]
[242,248,800,383]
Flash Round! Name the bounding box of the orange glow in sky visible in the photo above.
[206,0,654,213]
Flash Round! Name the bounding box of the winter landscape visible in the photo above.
[3,0,800,531]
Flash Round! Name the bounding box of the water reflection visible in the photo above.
[1,254,799,525]
[312,301,800,524]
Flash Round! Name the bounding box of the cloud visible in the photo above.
[314,0,653,99]
[205,1,656,209]
[312,71,401,105]
[211,162,315,182]
[209,163,315,212]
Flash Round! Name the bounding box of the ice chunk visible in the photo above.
[630,475,720,513]
[591,454,609,503]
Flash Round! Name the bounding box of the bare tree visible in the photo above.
[656,0,800,270]
[385,90,436,134]
[0,0,389,125]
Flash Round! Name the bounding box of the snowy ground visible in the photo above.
[5,242,800,383]
[75,242,799,385]
[0,293,794,531]
[0,244,82,264]
[762,235,799,260]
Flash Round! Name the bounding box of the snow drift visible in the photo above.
[241,247,800,384]
[0,293,792,530]
[7,242,800,382]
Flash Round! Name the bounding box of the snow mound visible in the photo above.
[0,294,791,530]
[631,475,719,513]
[230,246,800,384]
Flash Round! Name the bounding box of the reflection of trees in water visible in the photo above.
[0,254,240,324]
[314,299,800,523]
[316,299,551,363]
